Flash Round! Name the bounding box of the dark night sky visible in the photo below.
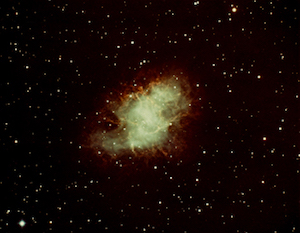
[1,0,299,232]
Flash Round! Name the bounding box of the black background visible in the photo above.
[1,0,299,232]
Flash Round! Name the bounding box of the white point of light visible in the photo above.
[232,7,237,13]
[18,220,26,228]
[100,77,190,154]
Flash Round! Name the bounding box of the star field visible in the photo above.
[1,0,299,232]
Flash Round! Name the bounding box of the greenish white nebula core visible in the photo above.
[101,77,190,155]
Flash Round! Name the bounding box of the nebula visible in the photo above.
[90,71,194,158]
